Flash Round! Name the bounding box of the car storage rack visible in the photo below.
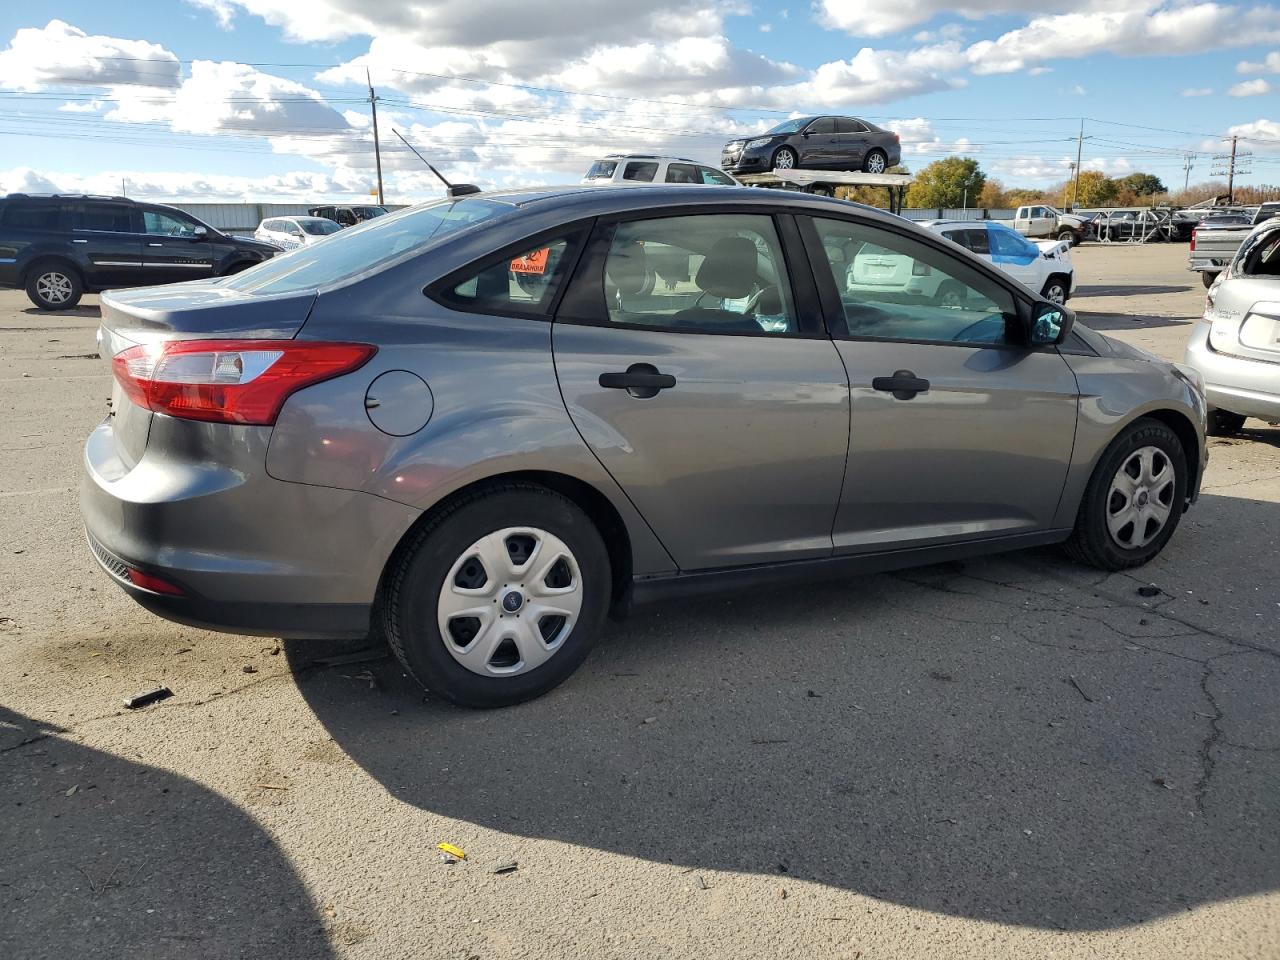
[734,170,915,215]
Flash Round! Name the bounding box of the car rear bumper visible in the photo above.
[81,415,419,640]
[1184,322,1280,420]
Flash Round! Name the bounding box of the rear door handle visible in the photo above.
[599,363,676,399]
[148,243,163,247]
[872,370,930,400]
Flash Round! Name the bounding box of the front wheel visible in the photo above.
[863,149,888,174]
[382,485,610,708]
[1041,276,1069,304]
[772,146,798,171]
[26,262,83,310]
[1057,228,1078,246]
[1064,419,1187,571]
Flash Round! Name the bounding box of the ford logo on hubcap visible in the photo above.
[502,591,524,613]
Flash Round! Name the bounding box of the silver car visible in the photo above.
[1185,218,1280,434]
[82,186,1207,708]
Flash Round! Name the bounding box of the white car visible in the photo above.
[582,155,738,187]
[846,219,1075,305]
[253,216,342,251]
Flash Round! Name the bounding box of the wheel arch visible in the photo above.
[22,253,82,284]
[377,469,636,617]
[1139,407,1203,501]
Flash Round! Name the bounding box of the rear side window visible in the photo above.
[435,233,579,317]
[835,118,867,134]
[1,201,60,230]
[943,228,991,255]
[623,161,657,182]
[665,163,701,184]
[585,160,618,180]
[1237,227,1280,277]
[68,203,133,232]
[596,213,798,336]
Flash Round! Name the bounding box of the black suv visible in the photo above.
[0,194,281,310]
[307,204,388,227]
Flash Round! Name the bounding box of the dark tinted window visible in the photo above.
[68,202,133,232]
[1,201,60,230]
[623,161,658,182]
[835,118,867,134]
[1237,225,1280,277]
[806,117,838,134]
[943,228,990,255]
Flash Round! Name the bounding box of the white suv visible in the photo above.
[582,155,738,187]
[254,216,342,251]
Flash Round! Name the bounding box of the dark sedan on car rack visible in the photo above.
[722,116,902,176]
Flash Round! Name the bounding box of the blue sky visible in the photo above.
[1,0,1278,200]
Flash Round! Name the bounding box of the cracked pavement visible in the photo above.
[2,244,1278,959]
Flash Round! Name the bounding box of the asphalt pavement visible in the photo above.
[1,242,1278,959]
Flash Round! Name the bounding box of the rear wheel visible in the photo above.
[1201,271,1218,289]
[1207,409,1246,436]
[1064,418,1187,571]
[1041,276,1069,304]
[772,146,798,171]
[863,149,888,174]
[382,485,610,708]
[25,261,83,310]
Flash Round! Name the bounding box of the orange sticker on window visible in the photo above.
[510,247,550,274]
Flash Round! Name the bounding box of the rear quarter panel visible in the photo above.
[267,259,675,576]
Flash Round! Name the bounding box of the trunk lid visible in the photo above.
[1208,280,1280,365]
[98,280,318,468]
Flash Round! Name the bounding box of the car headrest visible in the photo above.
[606,239,648,295]
[695,236,757,299]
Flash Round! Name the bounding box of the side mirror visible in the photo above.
[1028,301,1073,346]
[191,226,208,240]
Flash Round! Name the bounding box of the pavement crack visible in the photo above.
[1193,657,1226,815]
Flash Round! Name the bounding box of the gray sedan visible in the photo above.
[1185,218,1280,434]
[722,116,902,175]
[82,185,1206,707]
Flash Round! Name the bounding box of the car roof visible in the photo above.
[599,154,700,163]
[920,219,997,230]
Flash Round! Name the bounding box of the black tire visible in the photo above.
[1040,275,1069,304]
[25,260,83,310]
[1207,409,1246,436]
[1056,228,1078,246]
[1201,271,1218,290]
[1064,418,1188,571]
[771,146,798,171]
[862,149,888,174]
[382,484,611,708]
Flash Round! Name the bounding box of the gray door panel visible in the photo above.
[553,323,850,569]
[833,341,1079,551]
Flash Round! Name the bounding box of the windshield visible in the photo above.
[764,118,811,136]
[585,160,618,180]
[221,199,511,295]
[298,218,341,236]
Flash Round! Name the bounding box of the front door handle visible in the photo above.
[872,370,930,400]
[599,363,676,399]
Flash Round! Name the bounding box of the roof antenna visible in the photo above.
[392,129,480,198]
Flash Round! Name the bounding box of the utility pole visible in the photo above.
[1226,135,1238,205]
[367,68,384,206]
[1182,154,1194,193]
[1071,119,1084,211]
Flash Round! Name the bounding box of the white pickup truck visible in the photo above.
[1189,202,1280,288]
[1012,205,1094,245]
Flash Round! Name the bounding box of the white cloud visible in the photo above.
[1181,87,1214,96]
[884,117,977,155]
[1027,66,1053,75]
[1229,78,1272,96]
[1226,117,1280,151]
[1237,51,1280,73]
[820,0,1062,39]
[0,19,180,91]
[967,2,1280,75]
[759,23,772,32]
[57,99,103,113]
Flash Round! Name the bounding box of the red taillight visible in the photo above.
[125,567,185,596]
[1190,230,1197,251]
[112,340,376,426]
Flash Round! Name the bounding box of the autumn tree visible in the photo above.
[1117,172,1166,197]
[977,178,1006,208]
[1004,187,1049,206]
[1062,170,1117,208]
[905,157,986,208]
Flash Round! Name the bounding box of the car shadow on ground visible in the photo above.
[0,705,335,959]
[286,493,1279,933]
[19,305,101,319]
[1075,311,1192,332]
[1073,285,1194,297]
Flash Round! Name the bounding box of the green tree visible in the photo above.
[1117,172,1166,197]
[905,157,986,208]
[1062,170,1117,208]
[1004,187,1049,206]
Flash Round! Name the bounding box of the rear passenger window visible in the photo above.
[68,203,133,232]
[811,217,1017,345]
[623,162,657,182]
[835,118,867,134]
[1,202,61,230]
[943,228,990,255]
[598,214,798,335]
[664,163,700,184]
[437,235,577,317]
